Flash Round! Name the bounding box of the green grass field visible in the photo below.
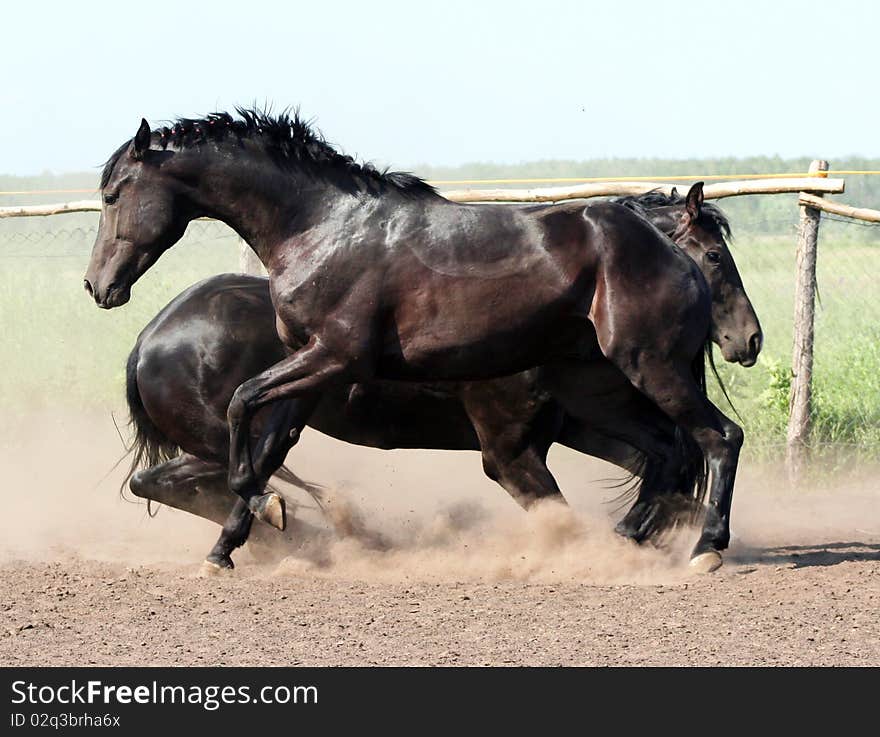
[0,222,239,411]
[709,232,880,463]
[1,217,878,465]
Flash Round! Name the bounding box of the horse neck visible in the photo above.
[171,144,345,262]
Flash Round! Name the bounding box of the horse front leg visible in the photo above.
[558,420,672,541]
[201,398,321,572]
[129,454,235,526]
[251,396,321,489]
[131,455,255,574]
[614,356,743,572]
[202,498,253,573]
[227,338,350,530]
[690,410,742,567]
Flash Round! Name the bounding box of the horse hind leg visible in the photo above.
[461,383,567,510]
[481,443,566,510]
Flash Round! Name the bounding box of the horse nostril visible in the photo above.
[749,332,763,356]
[83,279,94,297]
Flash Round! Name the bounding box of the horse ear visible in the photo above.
[131,118,151,160]
[685,182,704,221]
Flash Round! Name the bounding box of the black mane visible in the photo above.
[102,108,436,197]
[614,189,732,239]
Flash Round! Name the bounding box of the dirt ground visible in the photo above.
[1,414,878,666]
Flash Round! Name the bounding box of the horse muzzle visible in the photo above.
[716,328,763,368]
[725,331,763,367]
[84,278,131,309]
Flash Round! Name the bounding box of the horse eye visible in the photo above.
[706,251,722,264]
[103,194,118,206]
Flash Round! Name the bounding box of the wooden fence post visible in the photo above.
[238,237,264,276]
[786,159,828,486]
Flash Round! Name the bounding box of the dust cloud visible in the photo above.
[1,411,878,585]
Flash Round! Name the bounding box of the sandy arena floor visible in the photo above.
[1,414,878,666]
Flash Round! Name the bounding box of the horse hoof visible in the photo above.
[253,492,286,531]
[198,559,232,577]
[614,518,647,544]
[689,550,723,574]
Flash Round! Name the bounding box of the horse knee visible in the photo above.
[713,422,744,464]
[227,467,250,496]
[693,420,741,459]
[226,395,245,427]
[227,380,257,426]
[725,422,744,452]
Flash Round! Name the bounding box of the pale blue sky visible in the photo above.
[3,0,878,175]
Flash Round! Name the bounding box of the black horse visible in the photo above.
[125,191,760,572]
[86,109,761,571]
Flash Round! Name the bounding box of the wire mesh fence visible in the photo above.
[0,218,236,256]
[1,201,878,467]
[707,201,880,466]
[0,216,240,411]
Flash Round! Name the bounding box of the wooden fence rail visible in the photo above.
[440,177,845,203]
[0,176,846,218]
[0,200,105,219]
[798,192,880,223]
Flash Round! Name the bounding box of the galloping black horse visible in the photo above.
[125,190,760,571]
[85,109,760,570]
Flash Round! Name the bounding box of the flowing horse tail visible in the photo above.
[121,341,178,514]
[122,340,326,515]
[272,466,327,512]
